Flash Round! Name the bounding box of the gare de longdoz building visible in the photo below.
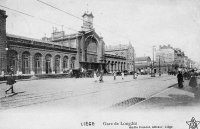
[0,9,134,75]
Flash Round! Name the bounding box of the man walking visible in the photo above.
[5,71,16,94]
[177,71,184,88]
[99,70,104,83]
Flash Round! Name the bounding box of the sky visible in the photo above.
[0,0,200,63]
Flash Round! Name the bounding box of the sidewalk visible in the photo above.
[128,78,200,110]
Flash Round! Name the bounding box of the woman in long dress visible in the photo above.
[121,72,124,80]
[94,71,98,82]
[189,70,197,88]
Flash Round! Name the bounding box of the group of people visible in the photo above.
[177,70,198,88]
[113,71,125,80]
[93,71,138,83]
[93,71,132,83]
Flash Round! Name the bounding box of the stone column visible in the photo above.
[113,63,115,72]
[115,62,117,72]
[118,62,120,72]
[121,62,123,72]
[69,55,71,69]
[75,35,80,69]
[111,63,113,72]
[80,33,85,62]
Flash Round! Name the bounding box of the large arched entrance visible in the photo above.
[22,51,30,74]
[63,56,68,72]
[34,53,42,74]
[81,36,99,70]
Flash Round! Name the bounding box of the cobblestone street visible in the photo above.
[0,74,177,111]
[1,74,200,129]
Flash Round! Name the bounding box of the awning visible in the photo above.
[79,61,105,64]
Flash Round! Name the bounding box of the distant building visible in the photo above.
[105,43,135,72]
[155,44,194,73]
[135,56,151,74]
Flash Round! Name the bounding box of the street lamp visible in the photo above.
[133,58,136,79]
[5,43,9,74]
[151,46,156,77]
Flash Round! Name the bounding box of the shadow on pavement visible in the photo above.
[1,91,25,99]
[145,84,200,108]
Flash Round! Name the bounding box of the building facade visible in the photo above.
[155,44,194,73]
[0,10,131,75]
[105,43,135,73]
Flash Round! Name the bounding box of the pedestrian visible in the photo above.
[113,71,116,80]
[99,70,104,83]
[177,71,184,88]
[5,71,16,94]
[189,70,197,88]
[121,71,124,80]
[94,71,98,82]
[134,72,138,79]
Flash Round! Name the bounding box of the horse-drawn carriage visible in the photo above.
[69,69,94,78]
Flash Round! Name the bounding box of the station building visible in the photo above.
[0,10,135,75]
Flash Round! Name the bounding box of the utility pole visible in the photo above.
[159,55,161,76]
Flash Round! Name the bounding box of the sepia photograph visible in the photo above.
[0,0,200,128]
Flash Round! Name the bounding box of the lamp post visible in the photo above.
[133,58,136,79]
[151,46,156,77]
[5,43,9,74]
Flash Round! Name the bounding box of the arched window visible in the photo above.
[86,37,98,63]
[71,57,76,69]
[22,51,30,74]
[55,55,60,74]
[8,50,18,74]
[63,56,68,71]
[34,53,42,74]
[87,42,97,53]
[45,54,52,74]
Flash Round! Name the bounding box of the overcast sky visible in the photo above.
[1,0,200,62]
